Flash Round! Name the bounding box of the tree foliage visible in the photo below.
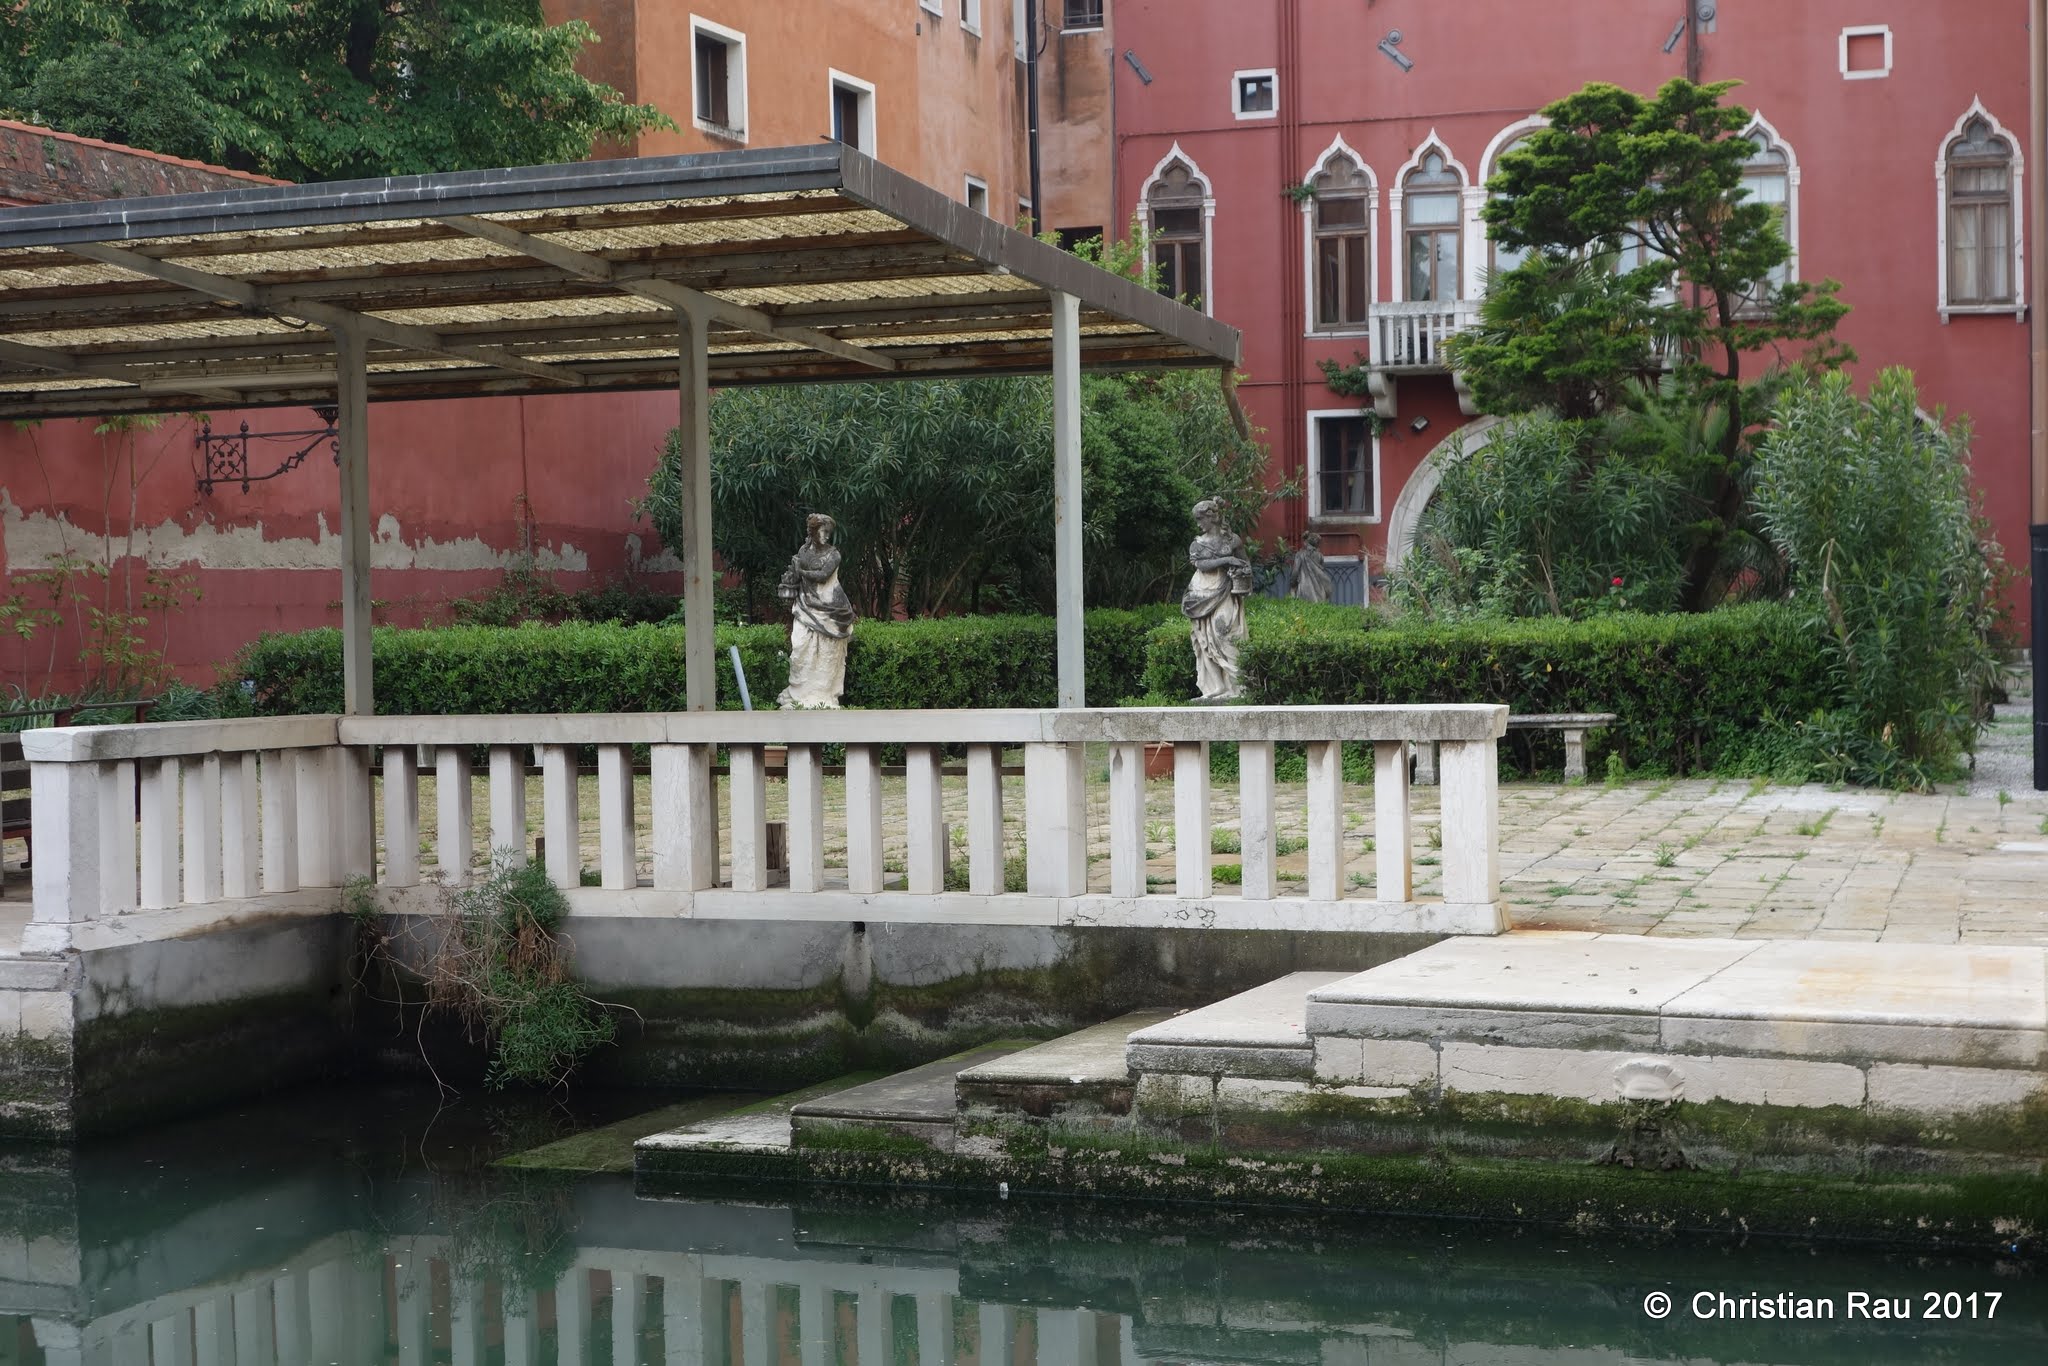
[1750,369,2005,788]
[1446,250,1672,420]
[0,1,669,180]
[644,371,1279,619]
[1464,78,1853,607]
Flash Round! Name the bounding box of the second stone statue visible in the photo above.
[776,513,856,708]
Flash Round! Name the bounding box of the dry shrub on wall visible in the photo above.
[1750,369,2006,789]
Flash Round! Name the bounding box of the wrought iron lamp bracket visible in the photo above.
[195,406,341,495]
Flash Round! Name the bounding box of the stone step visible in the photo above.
[789,1044,1032,1153]
[635,1073,887,1159]
[1126,971,1352,1081]
[956,1009,1177,1130]
[1307,932,2048,1116]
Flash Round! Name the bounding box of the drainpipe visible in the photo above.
[1279,0,1305,543]
[1025,0,1044,234]
[2031,0,2048,787]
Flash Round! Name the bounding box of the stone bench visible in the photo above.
[1414,711,1616,784]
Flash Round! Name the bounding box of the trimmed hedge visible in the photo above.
[226,608,1174,717]
[1139,602,1831,775]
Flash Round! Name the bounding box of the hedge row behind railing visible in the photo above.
[223,602,1827,776]
[1142,602,1831,774]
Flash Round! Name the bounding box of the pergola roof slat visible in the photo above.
[0,144,1236,418]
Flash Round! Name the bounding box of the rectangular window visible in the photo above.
[1950,163,2014,305]
[1150,204,1204,308]
[829,71,875,155]
[964,176,989,215]
[1233,68,1277,119]
[1313,415,1377,519]
[690,18,745,138]
[1064,0,1105,29]
[1313,195,1369,328]
[960,0,982,34]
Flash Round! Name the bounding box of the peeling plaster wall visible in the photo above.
[0,390,680,692]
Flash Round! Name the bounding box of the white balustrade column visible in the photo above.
[1024,742,1086,896]
[382,746,420,886]
[448,1278,485,1366]
[306,1258,349,1366]
[1374,740,1412,901]
[502,1289,539,1366]
[139,756,181,908]
[787,744,826,893]
[905,745,945,894]
[856,1292,886,1366]
[260,750,299,893]
[489,745,528,866]
[729,745,768,892]
[394,1257,431,1366]
[295,748,336,888]
[1439,737,1501,906]
[1035,1310,1095,1366]
[542,744,582,888]
[231,1286,276,1366]
[845,744,884,894]
[28,1320,81,1366]
[597,745,637,889]
[738,1280,769,1366]
[1107,743,1146,898]
[24,759,103,939]
[98,759,137,915]
[436,746,474,883]
[182,752,223,904]
[652,743,716,891]
[978,1306,1010,1366]
[915,1294,954,1366]
[335,746,376,878]
[193,1295,232,1366]
[272,1271,310,1366]
[613,1272,646,1366]
[1173,741,1212,899]
[965,744,1005,895]
[662,1256,708,1366]
[797,1284,828,1366]
[554,1268,588,1366]
[1238,740,1276,900]
[149,1316,192,1366]
[221,753,260,898]
[1304,740,1344,902]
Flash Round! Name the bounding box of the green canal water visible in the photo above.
[1,1082,2039,1365]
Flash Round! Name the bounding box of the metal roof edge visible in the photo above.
[0,144,851,250]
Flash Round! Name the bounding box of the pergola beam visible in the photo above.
[62,242,586,387]
[437,215,897,371]
[0,335,238,404]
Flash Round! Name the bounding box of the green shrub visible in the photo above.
[223,610,1170,716]
[1750,369,2005,788]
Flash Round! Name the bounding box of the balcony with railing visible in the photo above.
[1367,299,1481,374]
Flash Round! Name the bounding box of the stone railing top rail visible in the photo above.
[20,714,340,763]
[336,704,1508,747]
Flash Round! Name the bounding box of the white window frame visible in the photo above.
[1471,114,1548,296]
[960,0,983,36]
[689,15,747,141]
[1738,112,1800,299]
[1134,141,1216,315]
[1306,408,1381,524]
[921,0,943,15]
[1299,134,1378,339]
[964,175,990,215]
[1387,130,1473,304]
[1061,0,1106,34]
[1936,97,2026,320]
[827,69,878,158]
[1232,67,1279,121]
[1839,25,1893,81]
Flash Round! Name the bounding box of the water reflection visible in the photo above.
[0,1085,2038,1365]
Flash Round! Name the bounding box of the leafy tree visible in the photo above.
[1750,369,2005,788]
[0,1,669,181]
[643,371,1277,620]
[1472,78,1852,607]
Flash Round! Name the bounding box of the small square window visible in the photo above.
[1839,25,1892,80]
[829,71,875,155]
[1063,0,1105,30]
[1233,68,1277,120]
[964,177,989,215]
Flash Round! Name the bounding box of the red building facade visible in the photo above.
[1105,0,2034,615]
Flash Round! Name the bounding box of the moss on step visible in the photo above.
[494,1092,756,1173]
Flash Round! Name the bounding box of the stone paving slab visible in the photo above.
[956,1010,1174,1087]
[1126,971,1347,1080]
[635,1073,884,1155]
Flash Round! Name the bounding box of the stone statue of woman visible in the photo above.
[1181,497,1251,701]
[775,513,856,709]
[1288,531,1334,604]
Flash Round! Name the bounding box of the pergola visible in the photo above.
[0,143,1238,714]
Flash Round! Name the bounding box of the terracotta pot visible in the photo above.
[762,744,789,772]
[1143,741,1176,779]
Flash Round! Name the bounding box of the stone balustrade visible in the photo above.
[19,704,1508,944]
[1369,297,1481,373]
